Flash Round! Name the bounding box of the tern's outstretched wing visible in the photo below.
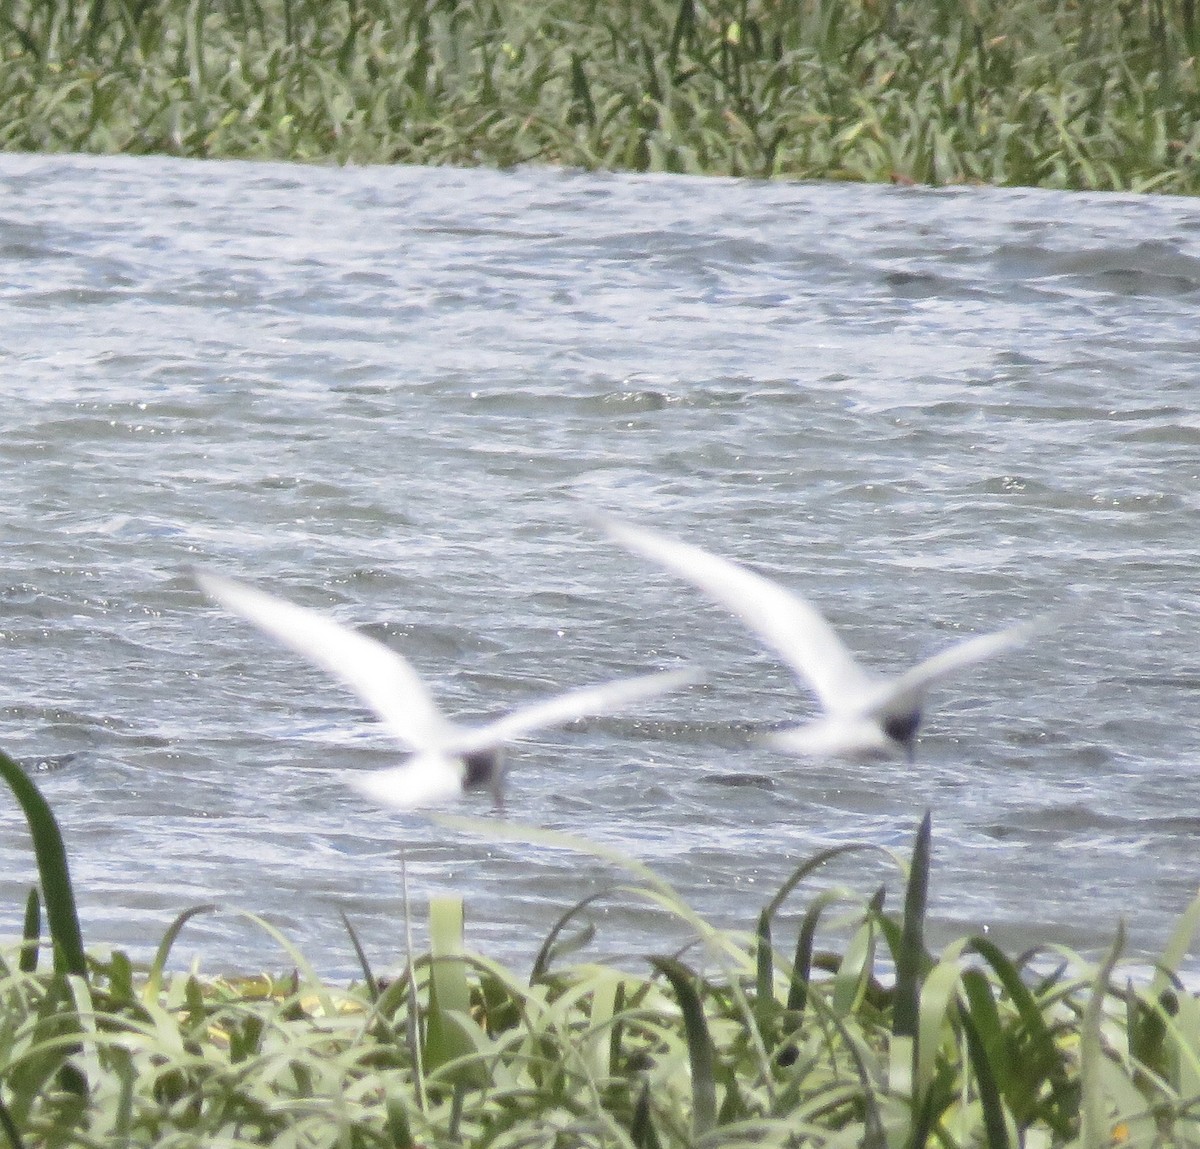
[602,519,873,713]
[194,570,461,751]
[348,753,468,810]
[478,667,700,745]
[880,616,1044,714]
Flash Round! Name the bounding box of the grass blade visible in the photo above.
[889,811,932,1106]
[650,956,717,1138]
[143,903,218,1001]
[426,895,489,1086]
[384,1094,416,1149]
[20,887,40,974]
[529,889,609,983]
[893,811,931,1040]
[803,989,889,1149]
[786,887,846,1012]
[0,749,86,978]
[959,1006,1014,1149]
[1152,890,1200,999]
[915,948,965,1103]
[339,908,380,1002]
[965,937,1074,1136]
[755,906,774,1020]
[631,1078,664,1149]
[0,1096,24,1149]
[1080,922,1125,1149]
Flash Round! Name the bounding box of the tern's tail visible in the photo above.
[760,718,897,761]
[348,752,470,810]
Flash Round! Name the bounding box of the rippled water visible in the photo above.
[0,153,1197,978]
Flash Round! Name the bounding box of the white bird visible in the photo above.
[600,519,1048,762]
[194,570,699,810]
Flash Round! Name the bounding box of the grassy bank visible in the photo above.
[4,750,1200,1147]
[1,0,1198,191]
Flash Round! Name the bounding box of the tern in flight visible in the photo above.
[195,570,699,809]
[601,519,1047,762]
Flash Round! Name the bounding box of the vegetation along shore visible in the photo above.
[1,0,1198,191]
[4,749,1200,1146]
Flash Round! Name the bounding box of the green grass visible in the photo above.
[1,0,1199,190]
[5,749,1200,1146]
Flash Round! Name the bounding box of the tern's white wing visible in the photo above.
[879,617,1044,714]
[195,570,461,751]
[348,753,467,810]
[476,667,700,746]
[602,519,873,713]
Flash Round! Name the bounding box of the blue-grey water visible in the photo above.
[0,153,1197,980]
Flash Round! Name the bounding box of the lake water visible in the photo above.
[0,153,1197,980]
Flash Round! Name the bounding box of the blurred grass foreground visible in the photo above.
[6,744,1200,1147]
[1,0,1198,191]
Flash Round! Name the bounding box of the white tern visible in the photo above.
[601,519,1047,762]
[195,570,699,809]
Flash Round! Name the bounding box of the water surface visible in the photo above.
[0,154,1197,977]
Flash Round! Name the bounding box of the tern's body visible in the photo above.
[601,519,1044,761]
[195,570,696,809]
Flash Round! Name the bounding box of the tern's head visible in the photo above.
[462,747,506,809]
[881,709,921,763]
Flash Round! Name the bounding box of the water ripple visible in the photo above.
[0,155,1196,975]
